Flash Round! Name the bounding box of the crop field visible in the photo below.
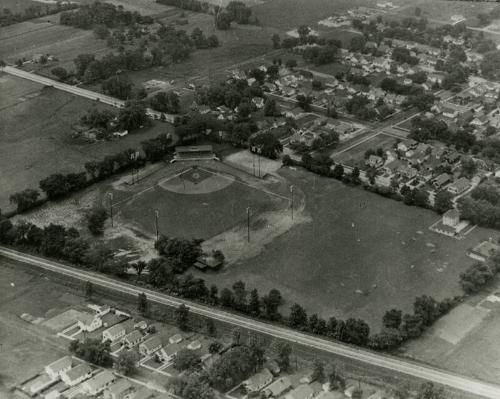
[108,161,290,241]
[0,74,174,211]
[333,133,399,168]
[0,18,108,68]
[198,167,496,329]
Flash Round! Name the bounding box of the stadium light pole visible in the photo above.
[246,207,251,243]
[154,209,160,245]
[107,192,114,228]
[290,185,294,220]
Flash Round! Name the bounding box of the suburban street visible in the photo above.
[2,247,500,399]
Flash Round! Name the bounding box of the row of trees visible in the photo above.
[0,3,78,27]
[458,183,500,230]
[460,252,500,294]
[60,1,153,29]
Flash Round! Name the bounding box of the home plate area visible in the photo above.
[158,166,235,195]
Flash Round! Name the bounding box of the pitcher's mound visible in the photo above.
[158,166,235,194]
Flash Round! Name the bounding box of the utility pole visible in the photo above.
[107,192,114,227]
[246,207,251,243]
[253,151,256,176]
[290,185,294,220]
[258,152,261,178]
[154,209,160,245]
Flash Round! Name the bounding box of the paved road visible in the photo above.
[1,247,499,398]
[1,66,173,122]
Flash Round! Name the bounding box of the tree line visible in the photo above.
[0,3,78,27]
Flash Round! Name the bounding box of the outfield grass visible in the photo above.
[197,167,497,329]
[0,74,174,211]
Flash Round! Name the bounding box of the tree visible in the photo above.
[264,98,280,117]
[434,190,453,214]
[114,351,138,375]
[351,167,361,184]
[155,235,203,272]
[205,318,217,337]
[220,287,234,307]
[270,339,292,371]
[150,91,180,113]
[247,334,265,369]
[460,262,495,293]
[132,261,146,279]
[416,382,446,399]
[271,33,281,49]
[382,309,402,329]
[296,94,312,111]
[262,288,283,321]
[248,288,261,316]
[175,304,190,330]
[326,364,346,390]
[69,339,112,367]
[209,341,223,354]
[74,53,95,77]
[102,75,134,100]
[288,303,308,329]
[249,132,283,159]
[138,292,148,315]
[84,280,93,299]
[350,35,365,52]
[51,67,69,81]
[400,313,424,339]
[297,25,311,41]
[343,318,370,346]
[87,206,108,235]
[215,11,232,30]
[9,189,40,212]
[118,101,148,131]
[332,164,344,180]
[311,359,324,382]
[174,348,201,371]
[285,59,297,69]
[231,327,242,346]
[94,24,110,39]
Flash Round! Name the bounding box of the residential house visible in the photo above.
[76,312,102,332]
[299,370,317,384]
[468,240,500,262]
[263,377,293,398]
[104,379,133,399]
[243,368,273,393]
[400,166,418,179]
[81,371,116,396]
[314,392,346,399]
[470,114,488,127]
[187,340,202,350]
[103,320,134,342]
[139,336,162,357]
[442,107,459,119]
[366,155,384,168]
[432,173,452,189]
[132,387,155,399]
[45,356,73,380]
[447,177,471,195]
[286,384,315,399]
[61,364,92,387]
[161,344,181,362]
[169,334,183,344]
[123,330,144,348]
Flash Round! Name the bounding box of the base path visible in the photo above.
[1,247,499,398]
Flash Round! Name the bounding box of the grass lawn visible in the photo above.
[333,133,399,168]
[197,167,497,330]
[0,74,174,211]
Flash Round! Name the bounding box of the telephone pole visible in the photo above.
[290,185,294,220]
[246,207,251,243]
[154,209,160,245]
[107,192,114,227]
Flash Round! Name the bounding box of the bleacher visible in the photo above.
[172,145,219,162]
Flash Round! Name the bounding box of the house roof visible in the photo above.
[76,312,96,325]
[133,387,156,399]
[264,377,292,396]
[106,379,132,396]
[64,364,92,382]
[123,330,143,343]
[444,209,460,219]
[169,333,183,344]
[141,335,162,351]
[449,177,470,191]
[434,173,451,185]
[46,356,72,374]
[104,319,133,337]
[244,368,273,390]
[83,370,115,391]
[287,384,314,399]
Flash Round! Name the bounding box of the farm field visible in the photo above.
[0,73,174,211]
[197,167,497,330]
[333,133,400,168]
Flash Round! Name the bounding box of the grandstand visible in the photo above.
[172,145,219,162]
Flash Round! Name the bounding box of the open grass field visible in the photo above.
[0,74,174,211]
[110,161,290,240]
[0,0,49,13]
[197,167,497,329]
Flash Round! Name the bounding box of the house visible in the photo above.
[82,371,116,396]
[400,166,418,179]
[243,368,273,393]
[133,387,156,399]
[299,370,317,384]
[366,155,384,168]
[139,336,162,356]
[443,209,460,227]
[442,107,459,119]
[123,330,144,348]
[470,114,488,127]
[61,364,92,386]
[263,377,292,398]
[468,240,500,262]
[103,320,134,342]
[45,356,73,380]
[314,392,346,399]
[265,359,281,376]
[161,344,181,362]
[447,177,471,195]
[187,340,202,350]
[104,379,133,399]
[76,312,102,332]
[433,173,451,189]
[286,384,315,399]
[169,334,183,344]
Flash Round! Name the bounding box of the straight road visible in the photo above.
[1,247,500,398]
[0,66,173,122]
